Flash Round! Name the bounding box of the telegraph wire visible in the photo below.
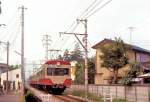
[78,0,98,18]
[53,0,99,51]
[0,9,19,40]
[86,0,113,18]
[52,0,112,56]
[59,23,79,51]
[82,0,104,18]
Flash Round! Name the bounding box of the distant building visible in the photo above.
[92,38,150,84]
[0,63,8,74]
[0,68,21,91]
[70,61,77,80]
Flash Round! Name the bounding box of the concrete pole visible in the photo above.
[6,41,9,92]
[20,5,26,97]
[77,19,88,100]
[84,19,88,100]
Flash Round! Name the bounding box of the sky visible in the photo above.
[0,0,150,74]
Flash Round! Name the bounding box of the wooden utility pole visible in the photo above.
[60,18,88,100]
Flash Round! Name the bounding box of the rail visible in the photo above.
[26,86,87,102]
[54,95,87,102]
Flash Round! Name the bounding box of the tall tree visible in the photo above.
[100,38,128,84]
[70,43,84,62]
[74,63,84,84]
[88,57,95,84]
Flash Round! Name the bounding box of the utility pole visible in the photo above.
[6,41,9,92]
[128,27,135,44]
[0,41,9,92]
[0,1,2,14]
[19,5,26,98]
[42,35,51,60]
[60,18,88,100]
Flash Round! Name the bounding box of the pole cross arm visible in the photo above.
[59,32,88,52]
[59,32,87,36]
[0,41,8,45]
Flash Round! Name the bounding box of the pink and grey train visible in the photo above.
[29,60,72,94]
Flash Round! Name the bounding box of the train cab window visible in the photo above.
[47,68,69,76]
[47,68,52,75]
[64,69,69,75]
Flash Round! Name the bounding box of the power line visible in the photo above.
[0,9,19,40]
[78,0,98,18]
[86,0,113,18]
[82,0,104,18]
[53,0,99,51]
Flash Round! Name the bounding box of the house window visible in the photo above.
[16,74,19,78]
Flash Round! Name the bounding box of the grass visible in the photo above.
[113,99,127,102]
[67,90,127,102]
[68,90,103,102]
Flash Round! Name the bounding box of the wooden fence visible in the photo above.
[70,84,150,102]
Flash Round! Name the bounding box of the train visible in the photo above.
[29,60,72,94]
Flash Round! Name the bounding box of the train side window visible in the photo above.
[47,68,52,75]
[64,68,69,75]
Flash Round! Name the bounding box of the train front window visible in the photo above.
[47,68,69,76]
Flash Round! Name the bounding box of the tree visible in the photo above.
[88,57,95,84]
[100,38,128,84]
[74,63,84,84]
[122,62,142,85]
[10,65,20,70]
[70,43,84,62]
[57,55,63,60]
[63,49,70,61]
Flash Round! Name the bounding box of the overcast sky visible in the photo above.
[0,0,150,73]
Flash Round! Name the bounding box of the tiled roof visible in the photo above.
[92,38,150,54]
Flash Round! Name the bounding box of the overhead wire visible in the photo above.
[52,0,99,51]
[0,9,19,40]
[82,0,104,18]
[7,19,20,44]
[58,0,100,52]
[78,0,98,18]
[9,23,21,50]
[85,0,113,18]
[51,0,112,57]
[59,23,79,50]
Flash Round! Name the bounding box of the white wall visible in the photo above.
[0,68,22,90]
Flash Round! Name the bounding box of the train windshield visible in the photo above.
[47,68,69,76]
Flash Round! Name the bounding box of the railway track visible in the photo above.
[54,95,87,102]
[27,86,88,102]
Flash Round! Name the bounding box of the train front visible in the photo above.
[45,60,72,94]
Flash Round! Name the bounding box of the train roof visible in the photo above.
[44,60,71,65]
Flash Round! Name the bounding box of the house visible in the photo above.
[0,68,21,91]
[0,63,9,74]
[92,38,150,84]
